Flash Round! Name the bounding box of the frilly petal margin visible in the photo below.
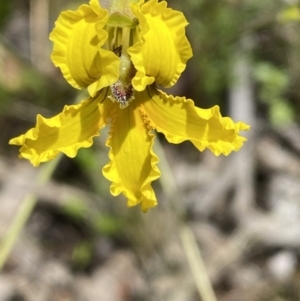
[102,102,161,212]
[139,87,250,156]
[50,0,120,96]
[9,90,113,167]
[128,0,192,91]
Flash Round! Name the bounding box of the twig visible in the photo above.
[229,36,255,219]
[29,0,51,73]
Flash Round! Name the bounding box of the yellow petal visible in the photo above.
[128,0,192,91]
[9,90,113,166]
[102,102,160,212]
[140,87,250,156]
[50,0,120,96]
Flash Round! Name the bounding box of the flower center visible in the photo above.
[106,8,139,109]
[109,51,135,109]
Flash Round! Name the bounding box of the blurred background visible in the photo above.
[1,0,300,300]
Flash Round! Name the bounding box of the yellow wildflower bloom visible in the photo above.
[9,0,250,211]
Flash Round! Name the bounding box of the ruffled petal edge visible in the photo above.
[9,94,111,166]
[129,0,193,91]
[140,88,250,156]
[102,104,161,212]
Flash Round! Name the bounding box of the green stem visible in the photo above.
[179,224,218,301]
[154,139,218,301]
[0,154,62,270]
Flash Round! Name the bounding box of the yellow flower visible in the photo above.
[9,0,250,211]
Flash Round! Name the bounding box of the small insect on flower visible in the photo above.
[113,46,123,57]
[109,79,135,109]
[109,48,136,108]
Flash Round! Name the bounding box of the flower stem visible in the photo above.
[0,154,62,271]
[180,224,218,301]
[154,140,218,301]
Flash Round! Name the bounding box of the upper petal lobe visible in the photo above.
[50,0,120,96]
[128,0,192,91]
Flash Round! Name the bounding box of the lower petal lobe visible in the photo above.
[102,101,160,212]
[140,87,250,156]
[9,91,112,166]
